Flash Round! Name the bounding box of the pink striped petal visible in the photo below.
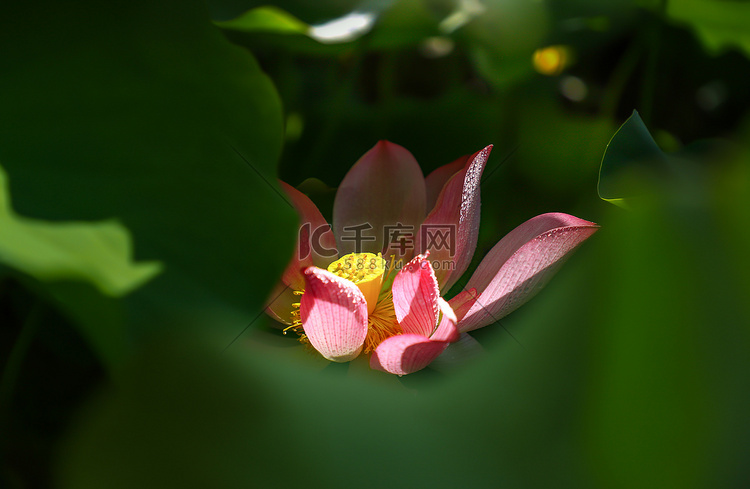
[370,297,458,375]
[333,141,426,255]
[392,253,440,337]
[430,297,459,342]
[280,181,338,271]
[417,145,493,291]
[370,334,450,376]
[447,287,478,323]
[300,267,368,362]
[459,213,599,332]
[265,183,338,327]
[425,155,469,212]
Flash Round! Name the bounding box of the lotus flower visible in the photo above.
[266,141,598,375]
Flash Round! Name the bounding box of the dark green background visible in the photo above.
[1,0,748,487]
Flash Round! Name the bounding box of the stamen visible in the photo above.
[380,254,401,291]
[284,289,308,345]
[363,288,401,353]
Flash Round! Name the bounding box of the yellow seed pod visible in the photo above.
[328,252,386,315]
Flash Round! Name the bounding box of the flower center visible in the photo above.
[328,252,401,352]
[328,252,386,314]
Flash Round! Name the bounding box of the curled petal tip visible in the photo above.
[418,144,493,291]
[392,253,440,337]
[432,297,459,342]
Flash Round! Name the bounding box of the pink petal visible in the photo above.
[370,297,458,375]
[430,297,459,342]
[416,145,493,291]
[459,213,599,332]
[447,287,478,323]
[424,155,469,213]
[300,267,369,362]
[279,181,338,271]
[265,183,338,327]
[392,253,440,337]
[370,334,450,376]
[333,141,426,255]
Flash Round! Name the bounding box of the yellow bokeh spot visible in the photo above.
[328,252,386,314]
[533,45,572,76]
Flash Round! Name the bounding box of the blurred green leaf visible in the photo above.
[587,200,714,488]
[216,5,367,56]
[56,337,321,489]
[469,45,535,90]
[215,6,311,36]
[218,0,438,54]
[597,110,666,207]
[585,157,750,488]
[0,0,295,363]
[460,0,549,90]
[56,255,607,488]
[0,165,161,297]
[208,0,362,24]
[667,0,750,58]
[367,0,440,51]
[45,282,131,369]
[215,4,361,56]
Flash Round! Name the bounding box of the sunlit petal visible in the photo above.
[333,141,426,255]
[392,253,440,337]
[417,145,493,291]
[280,181,337,271]
[424,155,468,212]
[301,267,368,362]
[370,334,450,375]
[447,287,477,323]
[431,297,459,342]
[460,213,598,332]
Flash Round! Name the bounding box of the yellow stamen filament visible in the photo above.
[362,254,401,352]
[364,288,401,353]
[283,289,308,344]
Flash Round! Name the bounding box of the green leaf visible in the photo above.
[667,0,750,58]
[0,165,161,297]
[214,6,310,35]
[0,0,295,364]
[56,337,321,489]
[216,4,380,49]
[584,162,750,488]
[217,1,441,55]
[597,110,666,207]
[365,0,440,51]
